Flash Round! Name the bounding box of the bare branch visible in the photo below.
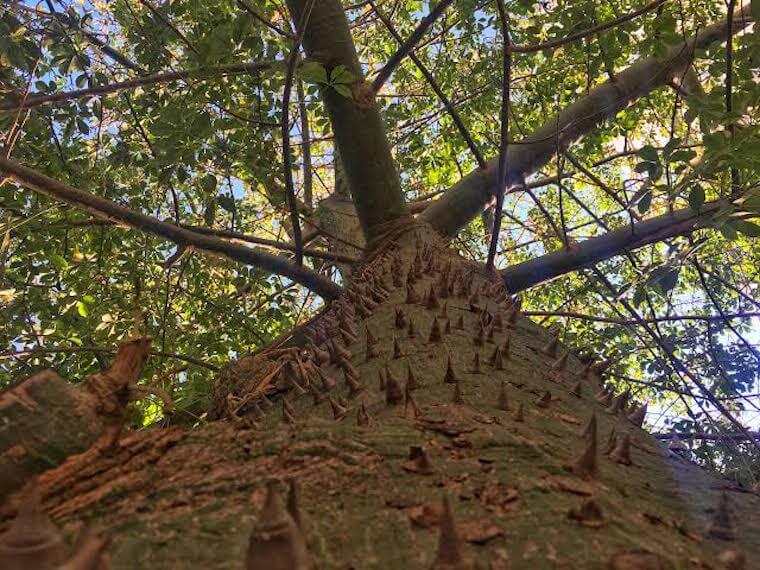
[0,157,343,299]
[486,0,511,271]
[369,0,485,168]
[523,310,760,325]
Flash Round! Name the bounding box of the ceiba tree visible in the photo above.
[0,0,759,569]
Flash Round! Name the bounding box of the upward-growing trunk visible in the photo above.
[2,225,757,569]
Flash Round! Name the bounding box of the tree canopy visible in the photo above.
[1,0,759,484]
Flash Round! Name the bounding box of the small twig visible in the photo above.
[511,0,667,54]
[0,61,278,111]
[371,0,455,92]
[237,0,294,38]
[486,0,511,271]
[280,0,317,266]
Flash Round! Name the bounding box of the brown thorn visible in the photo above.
[245,481,311,570]
[406,363,420,391]
[513,402,524,422]
[402,445,435,474]
[385,365,404,406]
[393,336,404,359]
[570,379,582,397]
[542,335,559,358]
[444,355,457,384]
[608,432,632,465]
[605,389,630,415]
[627,402,647,428]
[432,495,468,569]
[535,390,552,408]
[707,493,736,541]
[428,318,442,343]
[395,307,407,329]
[283,399,296,425]
[426,285,439,310]
[452,378,464,404]
[356,400,370,427]
[470,352,481,374]
[497,381,509,411]
[566,412,598,479]
[407,318,417,339]
[327,395,348,421]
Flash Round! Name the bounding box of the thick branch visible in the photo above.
[502,200,725,293]
[285,0,408,242]
[420,7,754,237]
[0,61,278,111]
[0,158,343,299]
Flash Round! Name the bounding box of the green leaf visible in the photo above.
[300,61,328,85]
[688,185,705,212]
[332,83,352,99]
[638,145,659,162]
[50,253,68,271]
[638,191,652,214]
[731,220,760,237]
[202,174,217,193]
[330,64,356,85]
[76,300,89,317]
[217,195,236,213]
[720,223,738,241]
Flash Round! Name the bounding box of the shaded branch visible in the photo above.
[0,61,279,111]
[0,157,343,299]
[420,6,754,236]
[502,199,727,293]
[0,346,219,371]
[523,310,760,325]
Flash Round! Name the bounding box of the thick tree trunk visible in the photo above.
[1,225,757,569]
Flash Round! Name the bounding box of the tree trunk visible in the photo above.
[2,226,757,569]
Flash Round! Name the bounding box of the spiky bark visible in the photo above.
[2,228,758,569]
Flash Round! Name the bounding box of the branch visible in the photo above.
[0,158,343,300]
[371,0,454,93]
[652,431,760,442]
[487,1,511,269]
[0,61,278,111]
[0,345,220,371]
[502,199,725,293]
[420,6,754,236]
[523,310,760,325]
[511,0,667,54]
[369,0,485,168]
[285,0,408,242]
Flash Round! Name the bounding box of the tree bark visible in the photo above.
[2,227,758,569]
